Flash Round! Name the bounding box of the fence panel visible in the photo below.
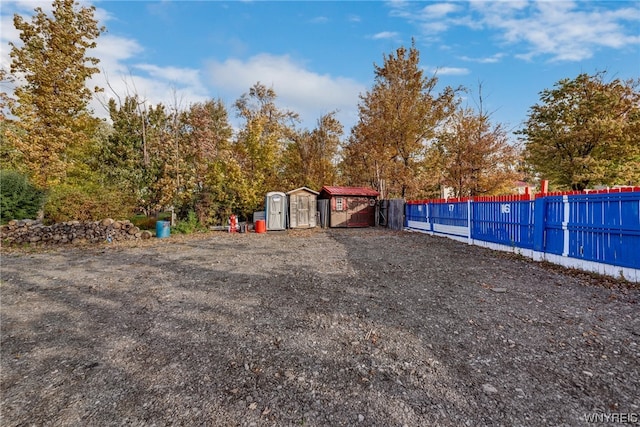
[567,192,640,269]
[543,196,566,256]
[429,201,469,237]
[405,202,430,232]
[471,199,534,249]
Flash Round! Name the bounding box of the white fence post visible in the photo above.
[562,195,570,257]
[467,199,472,245]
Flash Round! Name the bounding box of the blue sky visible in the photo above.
[2,0,639,141]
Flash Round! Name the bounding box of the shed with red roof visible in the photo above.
[318,186,379,228]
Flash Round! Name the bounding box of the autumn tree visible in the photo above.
[342,41,458,198]
[181,99,234,225]
[143,103,181,212]
[5,0,103,188]
[282,111,343,190]
[233,82,299,217]
[101,93,185,215]
[519,71,640,190]
[433,106,521,197]
[100,96,149,201]
[0,69,23,171]
[101,94,238,224]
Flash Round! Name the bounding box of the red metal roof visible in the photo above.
[320,186,380,197]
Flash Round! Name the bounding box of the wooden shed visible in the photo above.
[287,187,319,229]
[318,186,379,228]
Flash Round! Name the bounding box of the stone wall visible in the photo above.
[0,218,153,245]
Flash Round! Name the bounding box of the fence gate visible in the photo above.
[386,199,405,230]
[317,199,330,228]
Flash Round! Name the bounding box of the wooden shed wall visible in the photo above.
[328,196,376,228]
[288,189,317,228]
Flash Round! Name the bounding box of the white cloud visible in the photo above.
[386,0,410,9]
[206,54,366,129]
[133,64,203,89]
[91,3,112,25]
[1,1,51,71]
[389,0,640,62]
[420,3,460,19]
[1,15,20,68]
[388,1,455,35]
[310,16,328,24]
[371,31,400,40]
[85,28,210,118]
[91,34,143,73]
[468,1,528,15]
[473,1,640,61]
[459,53,505,64]
[89,58,210,118]
[425,66,470,76]
[10,0,54,13]
[387,0,412,20]
[419,21,449,35]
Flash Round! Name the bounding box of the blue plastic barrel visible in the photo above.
[156,220,170,238]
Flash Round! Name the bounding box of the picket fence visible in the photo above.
[405,188,640,283]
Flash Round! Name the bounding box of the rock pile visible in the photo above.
[0,218,153,245]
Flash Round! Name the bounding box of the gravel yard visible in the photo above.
[1,228,638,426]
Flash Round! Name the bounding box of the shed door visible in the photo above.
[267,195,285,230]
[297,195,310,227]
[347,197,373,227]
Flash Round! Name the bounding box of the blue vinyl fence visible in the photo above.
[406,200,469,237]
[406,189,640,273]
[472,198,534,249]
[549,191,640,268]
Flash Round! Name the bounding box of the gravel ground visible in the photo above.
[1,228,639,426]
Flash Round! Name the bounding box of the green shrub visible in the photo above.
[172,210,204,234]
[44,184,136,224]
[0,170,44,224]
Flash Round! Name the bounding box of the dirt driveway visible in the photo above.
[1,228,639,426]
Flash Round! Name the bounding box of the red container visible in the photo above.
[255,219,266,233]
